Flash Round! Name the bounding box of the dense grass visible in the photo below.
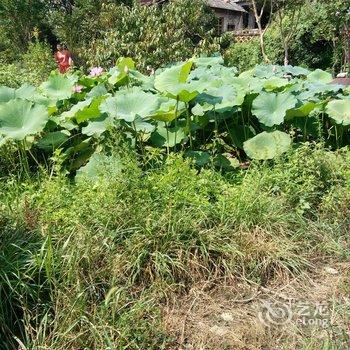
[1,144,350,349]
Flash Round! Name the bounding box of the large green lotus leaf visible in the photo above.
[67,74,79,85]
[0,86,15,102]
[253,65,282,79]
[170,82,201,102]
[154,61,193,94]
[82,114,112,136]
[191,102,212,116]
[149,98,186,122]
[0,99,48,140]
[190,64,236,80]
[185,150,211,166]
[16,84,37,100]
[100,91,160,122]
[243,131,292,160]
[87,84,108,98]
[75,96,106,123]
[108,67,128,86]
[132,116,155,133]
[76,153,123,181]
[9,84,57,114]
[41,75,74,100]
[108,57,136,86]
[36,130,70,151]
[282,65,310,77]
[252,92,297,126]
[307,69,332,84]
[117,57,135,71]
[150,124,186,147]
[263,77,290,91]
[326,99,350,125]
[78,76,96,88]
[157,79,204,102]
[231,76,264,94]
[61,98,92,120]
[192,55,224,67]
[195,93,222,106]
[205,85,245,109]
[285,101,317,119]
[129,70,155,89]
[306,82,342,95]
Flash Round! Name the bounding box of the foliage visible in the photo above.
[54,0,220,70]
[21,40,56,84]
[284,0,350,71]
[225,26,284,71]
[0,56,349,178]
[224,38,262,71]
[226,1,349,72]
[1,144,350,348]
[0,0,48,54]
[0,40,55,88]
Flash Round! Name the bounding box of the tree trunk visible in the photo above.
[251,0,270,64]
[283,44,289,66]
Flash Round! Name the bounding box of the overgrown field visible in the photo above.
[1,57,350,349]
[1,144,350,349]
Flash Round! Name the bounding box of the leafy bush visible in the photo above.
[224,26,285,72]
[0,40,55,87]
[21,40,56,84]
[51,0,219,70]
[224,38,262,72]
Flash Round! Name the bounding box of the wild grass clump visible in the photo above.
[0,144,349,349]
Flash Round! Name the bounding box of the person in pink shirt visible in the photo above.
[54,44,73,74]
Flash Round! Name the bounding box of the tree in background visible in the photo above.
[274,0,304,66]
[79,0,219,70]
[0,0,48,55]
[248,0,273,63]
[287,0,349,73]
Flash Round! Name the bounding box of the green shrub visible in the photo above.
[52,0,219,70]
[21,40,56,84]
[224,38,262,72]
[224,25,285,72]
[0,40,55,87]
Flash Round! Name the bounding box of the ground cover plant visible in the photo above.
[0,57,350,349]
[1,144,350,349]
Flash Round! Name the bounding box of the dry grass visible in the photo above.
[164,263,350,350]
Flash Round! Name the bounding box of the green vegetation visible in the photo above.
[1,144,350,348]
[0,57,350,348]
[0,57,349,179]
[0,39,56,88]
[1,1,350,348]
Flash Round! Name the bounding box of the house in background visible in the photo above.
[207,0,256,34]
[140,0,257,34]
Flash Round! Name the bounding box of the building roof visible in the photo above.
[140,0,246,12]
[207,0,246,12]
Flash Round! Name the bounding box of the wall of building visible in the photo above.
[213,8,244,33]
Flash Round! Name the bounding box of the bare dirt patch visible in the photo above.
[164,263,350,349]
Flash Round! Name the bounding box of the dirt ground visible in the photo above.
[164,263,350,349]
